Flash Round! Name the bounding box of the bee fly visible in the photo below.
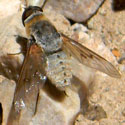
[7,4,121,125]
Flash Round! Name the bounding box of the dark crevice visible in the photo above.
[67,18,88,27]
[67,18,76,25]
[34,92,39,115]
[0,103,3,125]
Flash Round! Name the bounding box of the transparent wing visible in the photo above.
[7,43,47,125]
[61,33,121,78]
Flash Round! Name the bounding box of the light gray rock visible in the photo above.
[44,0,104,22]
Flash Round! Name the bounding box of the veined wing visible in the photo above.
[7,42,47,125]
[61,33,121,78]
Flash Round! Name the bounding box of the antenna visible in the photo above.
[41,0,47,10]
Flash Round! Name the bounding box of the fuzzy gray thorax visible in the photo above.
[27,13,62,53]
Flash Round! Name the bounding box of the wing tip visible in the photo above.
[109,70,121,78]
[114,72,121,78]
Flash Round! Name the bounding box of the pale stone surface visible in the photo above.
[0,0,21,19]
[75,115,122,125]
[31,87,80,125]
[88,0,125,60]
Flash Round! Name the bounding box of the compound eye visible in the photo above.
[22,6,43,26]
[22,9,33,26]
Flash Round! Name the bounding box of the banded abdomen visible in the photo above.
[45,51,72,90]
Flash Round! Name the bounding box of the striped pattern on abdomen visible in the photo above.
[45,51,72,89]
